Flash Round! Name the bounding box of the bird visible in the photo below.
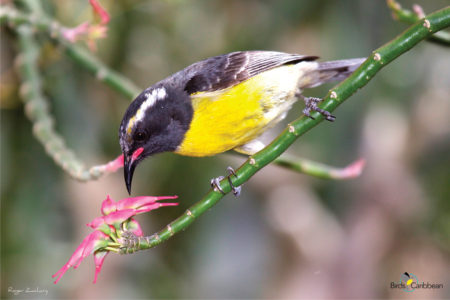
[119,51,365,194]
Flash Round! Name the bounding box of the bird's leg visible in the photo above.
[226,167,242,197]
[297,93,336,122]
[210,167,242,197]
[210,176,225,194]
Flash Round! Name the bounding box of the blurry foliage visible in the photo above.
[1,0,449,299]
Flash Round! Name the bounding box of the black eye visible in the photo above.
[134,131,147,141]
[171,113,180,122]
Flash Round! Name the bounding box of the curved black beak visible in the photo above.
[124,155,137,195]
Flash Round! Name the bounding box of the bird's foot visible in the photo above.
[210,166,242,197]
[301,96,336,122]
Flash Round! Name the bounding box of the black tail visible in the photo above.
[316,58,366,85]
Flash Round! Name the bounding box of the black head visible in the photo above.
[119,84,193,194]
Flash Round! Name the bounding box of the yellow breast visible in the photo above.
[175,64,306,157]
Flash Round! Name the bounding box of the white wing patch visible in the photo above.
[126,87,167,134]
[234,139,265,155]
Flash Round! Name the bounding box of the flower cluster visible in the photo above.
[62,0,110,51]
[52,195,178,284]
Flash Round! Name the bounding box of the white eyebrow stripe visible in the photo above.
[126,87,167,134]
[136,87,167,122]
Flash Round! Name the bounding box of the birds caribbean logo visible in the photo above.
[400,272,419,292]
[119,51,365,195]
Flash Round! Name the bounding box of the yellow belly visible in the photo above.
[175,64,305,157]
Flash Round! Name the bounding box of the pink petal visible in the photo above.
[61,0,111,51]
[93,223,113,235]
[101,195,178,216]
[77,231,109,268]
[116,195,178,211]
[413,4,426,18]
[116,196,158,210]
[103,209,137,226]
[138,202,179,212]
[87,216,105,229]
[52,231,109,284]
[89,0,110,25]
[88,209,137,229]
[93,251,109,284]
[53,241,87,283]
[53,264,71,284]
[103,154,124,173]
[62,22,89,42]
[101,195,116,216]
[126,218,143,237]
[53,231,101,283]
[335,158,366,179]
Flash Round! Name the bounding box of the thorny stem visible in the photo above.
[13,1,124,181]
[16,25,122,180]
[387,0,450,45]
[0,6,141,99]
[120,6,450,253]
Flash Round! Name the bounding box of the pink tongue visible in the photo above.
[131,147,144,161]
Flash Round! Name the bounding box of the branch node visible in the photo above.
[387,0,401,11]
[19,82,31,98]
[167,225,174,236]
[391,12,398,21]
[373,52,381,61]
[288,125,295,133]
[96,69,107,80]
[186,209,195,218]
[152,234,161,242]
[330,91,337,99]
[423,19,431,30]
[89,167,101,177]
[249,157,256,166]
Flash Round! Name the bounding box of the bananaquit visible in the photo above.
[119,51,364,194]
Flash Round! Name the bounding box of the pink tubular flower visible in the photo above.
[53,195,178,284]
[102,154,124,173]
[89,0,110,24]
[52,230,109,284]
[62,0,110,51]
[101,195,178,215]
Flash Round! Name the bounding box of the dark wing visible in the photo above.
[182,51,318,94]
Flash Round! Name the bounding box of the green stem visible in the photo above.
[7,0,127,181]
[231,152,365,179]
[121,6,450,253]
[0,6,141,99]
[387,0,450,45]
[62,44,141,99]
[16,24,122,181]
[274,156,365,180]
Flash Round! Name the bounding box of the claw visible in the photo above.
[210,167,242,197]
[226,166,237,176]
[301,96,336,122]
[226,167,241,197]
[230,184,241,197]
[210,176,225,194]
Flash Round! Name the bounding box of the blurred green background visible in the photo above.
[1,0,449,298]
